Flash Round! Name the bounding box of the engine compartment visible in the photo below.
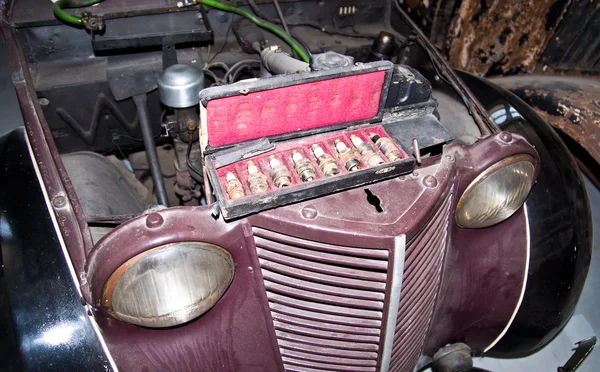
[9,0,483,230]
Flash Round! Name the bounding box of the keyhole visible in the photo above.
[365,189,383,213]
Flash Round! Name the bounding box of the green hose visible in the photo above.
[200,0,310,63]
[53,0,104,27]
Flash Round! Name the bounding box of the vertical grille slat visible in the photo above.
[258,258,386,291]
[278,339,379,360]
[265,280,384,310]
[272,312,381,336]
[270,302,382,327]
[262,269,385,301]
[389,190,453,372]
[280,349,378,367]
[255,236,388,270]
[257,248,388,281]
[276,330,379,352]
[273,321,381,343]
[267,292,383,319]
[254,227,388,371]
[253,228,389,259]
[282,356,378,372]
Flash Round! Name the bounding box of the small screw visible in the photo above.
[301,205,318,219]
[499,132,513,143]
[186,120,197,131]
[423,175,438,188]
[412,170,419,177]
[52,194,66,208]
[39,98,50,106]
[146,213,164,228]
[444,154,455,162]
[217,11,228,23]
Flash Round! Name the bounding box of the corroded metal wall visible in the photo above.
[398,0,593,76]
[446,0,570,75]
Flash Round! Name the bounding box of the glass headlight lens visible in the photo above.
[102,242,234,328]
[456,155,535,228]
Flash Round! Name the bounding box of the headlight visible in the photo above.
[456,154,536,228]
[102,242,234,328]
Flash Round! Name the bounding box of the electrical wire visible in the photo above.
[292,34,314,57]
[272,0,290,36]
[207,15,234,64]
[186,134,205,183]
[272,0,297,58]
[200,0,310,63]
[204,61,230,72]
[53,0,104,27]
[223,59,261,82]
[230,65,255,82]
[202,69,225,85]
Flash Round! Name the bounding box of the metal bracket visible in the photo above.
[558,336,597,372]
[213,138,276,168]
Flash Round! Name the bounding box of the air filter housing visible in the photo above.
[157,64,205,108]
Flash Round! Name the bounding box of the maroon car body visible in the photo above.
[0,1,591,371]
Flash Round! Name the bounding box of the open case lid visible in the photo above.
[198,61,395,154]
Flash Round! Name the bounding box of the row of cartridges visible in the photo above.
[225,133,401,200]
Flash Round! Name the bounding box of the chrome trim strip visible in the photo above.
[25,134,119,371]
[379,234,406,372]
[484,204,531,352]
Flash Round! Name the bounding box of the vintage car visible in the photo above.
[0,0,592,371]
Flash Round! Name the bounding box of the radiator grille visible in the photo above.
[389,191,453,372]
[253,227,389,372]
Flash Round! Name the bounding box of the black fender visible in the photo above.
[457,71,593,355]
[0,128,114,370]
[493,76,600,189]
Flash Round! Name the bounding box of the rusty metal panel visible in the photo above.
[540,0,600,72]
[446,0,571,76]
[494,75,600,173]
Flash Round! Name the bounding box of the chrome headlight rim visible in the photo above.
[455,154,536,228]
[102,241,235,328]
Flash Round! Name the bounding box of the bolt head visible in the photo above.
[146,213,164,228]
[499,132,513,143]
[52,194,66,208]
[301,205,318,219]
[217,11,228,22]
[423,175,438,188]
[186,120,197,131]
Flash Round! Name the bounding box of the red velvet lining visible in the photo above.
[206,71,386,148]
[215,125,406,200]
